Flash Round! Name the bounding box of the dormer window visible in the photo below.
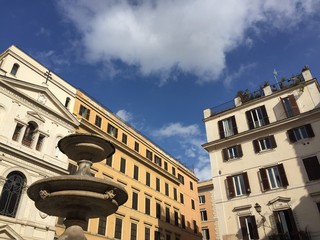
[10,63,20,76]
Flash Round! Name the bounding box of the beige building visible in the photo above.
[55,89,202,240]
[198,180,216,240]
[203,67,320,239]
[0,46,79,239]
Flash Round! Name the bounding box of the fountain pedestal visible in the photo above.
[27,134,128,240]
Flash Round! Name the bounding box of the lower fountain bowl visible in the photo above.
[27,175,128,219]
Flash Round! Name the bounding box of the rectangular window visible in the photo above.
[145,227,150,240]
[200,210,208,221]
[106,156,112,167]
[130,222,137,240]
[174,211,179,226]
[202,229,210,240]
[173,188,177,201]
[95,115,102,127]
[199,195,205,204]
[122,133,127,144]
[12,123,23,141]
[181,214,186,229]
[79,105,90,120]
[114,218,122,239]
[156,202,161,219]
[190,181,193,190]
[218,116,238,138]
[172,167,176,176]
[180,193,184,204]
[191,199,195,210]
[193,220,198,234]
[226,172,251,198]
[132,192,138,210]
[164,161,168,171]
[253,135,277,153]
[134,141,139,152]
[288,124,315,143]
[239,216,259,240]
[281,94,300,117]
[133,165,139,180]
[154,155,162,166]
[36,134,45,151]
[165,183,169,196]
[303,156,320,181]
[98,217,106,236]
[107,123,118,138]
[145,197,150,215]
[246,105,269,129]
[120,158,126,174]
[156,178,160,192]
[146,172,150,187]
[222,144,243,161]
[146,149,153,160]
[155,231,161,240]
[178,174,184,184]
[259,164,288,191]
[166,234,171,240]
[166,207,170,223]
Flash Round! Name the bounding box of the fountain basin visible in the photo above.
[27,175,128,220]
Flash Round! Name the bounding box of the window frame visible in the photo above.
[246,105,269,129]
[259,164,288,191]
[288,124,315,143]
[218,115,238,138]
[226,172,251,198]
[281,94,300,117]
[253,135,277,153]
[222,144,243,161]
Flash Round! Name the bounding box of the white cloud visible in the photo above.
[152,122,199,138]
[57,0,320,83]
[223,63,257,87]
[116,109,133,122]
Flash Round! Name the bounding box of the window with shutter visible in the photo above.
[222,144,243,161]
[226,172,250,198]
[253,135,277,153]
[303,156,320,181]
[259,164,288,191]
[281,95,300,117]
[288,124,315,143]
[218,116,238,138]
[239,215,259,240]
[246,105,269,129]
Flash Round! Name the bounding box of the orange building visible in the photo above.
[198,180,216,240]
[56,89,202,240]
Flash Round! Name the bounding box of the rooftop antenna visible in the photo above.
[273,69,279,85]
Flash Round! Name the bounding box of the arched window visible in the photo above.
[22,122,37,147]
[10,63,20,76]
[0,171,25,217]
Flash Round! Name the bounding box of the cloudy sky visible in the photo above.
[1,0,320,181]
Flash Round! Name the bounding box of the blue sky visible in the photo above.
[1,0,320,181]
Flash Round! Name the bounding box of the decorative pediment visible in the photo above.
[233,204,252,216]
[27,111,45,122]
[0,76,79,127]
[0,224,24,240]
[267,196,291,210]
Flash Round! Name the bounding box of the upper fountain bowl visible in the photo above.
[58,134,115,163]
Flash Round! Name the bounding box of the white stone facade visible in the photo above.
[0,46,79,240]
[203,69,320,240]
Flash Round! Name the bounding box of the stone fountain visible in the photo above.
[27,133,128,240]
